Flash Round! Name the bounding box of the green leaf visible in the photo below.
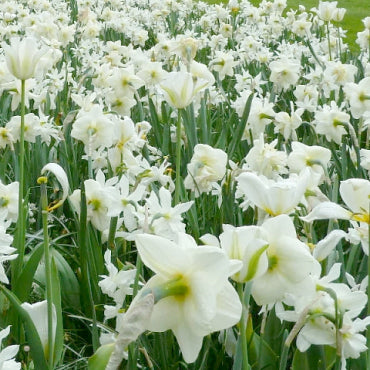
[228,93,253,160]
[0,285,48,370]
[50,255,64,367]
[292,345,336,370]
[52,249,81,310]
[88,343,115,370]
[14,244,44,302]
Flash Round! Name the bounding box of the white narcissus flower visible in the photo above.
[21,301,56,357]
[184,144,227,197]
[287,141,331,182]
[69,170,120,232]
[2,37,47,80]
[344,77,370,119]
[251,215,320,306]
[236,170,310,217]
[159,71,195,109]
[317,1,338,22]
[0,326,21,369]
[302,178,370,237]
[0,180,19,222]
[313,102,349,144]
[219,224,268,283]
[71,105,115,152]
[99,250,136,307]
[269,58,300,90]
[0,214,18,284]
[135,233,242,363]
[143,187,193,240]
[302,178,370,254]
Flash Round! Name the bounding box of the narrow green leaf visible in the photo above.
[52,249,81,310]
[14,244,44,302]
[50,254,64,367]
[228,93,253,160]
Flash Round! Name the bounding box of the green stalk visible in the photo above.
[38,178,54,369]
[278,330,289,370]
[15,79,26,279]
[174,110,182,205]
[237,282,252,370]
[326,22,332,61]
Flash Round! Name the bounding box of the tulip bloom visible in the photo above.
[135,233,242,363]
[2,37,47,80]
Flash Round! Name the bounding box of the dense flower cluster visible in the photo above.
[0,0,369,368]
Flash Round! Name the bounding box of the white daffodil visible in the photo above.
[69,171,120,232]
[0,180,19,222]
[0,214,18,284]
[0,326,21,369]
[99,250,136,307]
[236,169,310,217]
[135,233,242,363]
[21,301,56,357]
[159,71,195,109]
[219,224,268,283]
[251,215,320,306]
[2,37,47,80]
[143,187,193,240]
[302,178,370,253]
[71,105,115,153]
[287,141,331,182]
[184,144,228,197]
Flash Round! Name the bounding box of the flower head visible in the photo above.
[135,233,242,363]
[2,37,47,80]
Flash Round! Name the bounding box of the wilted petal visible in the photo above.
[41,163,69,210]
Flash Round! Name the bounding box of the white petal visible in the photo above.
[301,202,351,222]
[172,321,203,363]
[210,282,242,331]
[135,234,190,278]
[314,230,347,261]
[262,214,297,239]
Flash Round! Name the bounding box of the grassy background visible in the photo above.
[203,0,370,51]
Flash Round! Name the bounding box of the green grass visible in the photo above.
[203,0,370,51]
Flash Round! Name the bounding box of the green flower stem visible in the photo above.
[326,22,332,61]
[279,330,289,370]
[174,110,182,205]
[38,178,54,369]
[237,282,252,370]
[15,79,26,280]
